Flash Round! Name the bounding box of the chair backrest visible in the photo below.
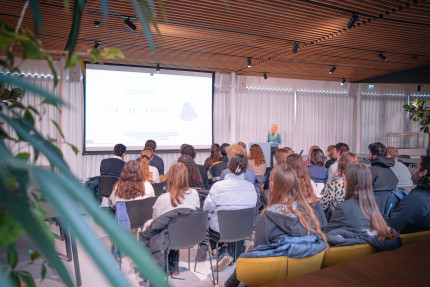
[400,230,430,245]
[152,182,166,196]
[125,197,158,228]
[168,211,209,250]
[236,251,325,287]
[99,176,118,197]
[218,207,256,242]
[321,243,377,268]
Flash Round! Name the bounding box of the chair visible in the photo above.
[98,176,118,202]
[321,243,377,268]
[152,182,166,196]
[236,251,325,287]
[400,230,430,245]
[167,211,214,282]
[125,197,158,229]
[212,207,256,284]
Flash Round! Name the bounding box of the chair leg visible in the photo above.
[206,242,215,285]
[63,225,72,262]
[70,232,82,286]
[188,248,190,271]
[165,252,169,280]
[216,242,219,285]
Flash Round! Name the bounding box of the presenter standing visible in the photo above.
[268,124,282,167]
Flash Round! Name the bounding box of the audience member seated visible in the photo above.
[178,144,203,189]
[109,160,155,206]
[248,144,267,181]
[100,143,126,177]
[208,143,230,181]
[368,142,398,214]
[140,147,160,183]
[321,152,358,220]
[327,142,350,184]
[304,145,320,166]
[286,154,327,229]
[222,165,327,287]
[386,146,413,189]
[389,156,430,233]
[150,162,200,274]
[325,145,337,169]
[261,147,292,191]
[204,143,221,171]
[136,140,164,176]
[324,163,400,250]
[219,144,256,184]
[237,141,247,153]
[307,148,328,185]
[203,154,257,271]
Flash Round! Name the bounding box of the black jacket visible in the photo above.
[139,208,195,270]
[388,186,430,234]
[209,156,228,178]
[100,157,125,177]
[370,157,399,214]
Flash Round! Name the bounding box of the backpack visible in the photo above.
[385,189,410,217]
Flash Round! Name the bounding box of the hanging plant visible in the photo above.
[403,99,430,150]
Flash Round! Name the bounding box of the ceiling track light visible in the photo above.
[347,14,358,29]
[293,41,299,53]
[94,21,100,27]
[124,17,137,31]
[378,52,387,62]
[341,78,346,85]
[247,57,252,67]
[156,64,160,73]
[93,42,100,50]
[329,66,336,74]
[263,73,268,80]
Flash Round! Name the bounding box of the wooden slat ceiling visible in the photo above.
[1,0,430,83]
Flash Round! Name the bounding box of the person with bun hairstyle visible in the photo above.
[109,160,155,206]
[222,165,327,287]
[203,153,257,271]
[140,147,160,183]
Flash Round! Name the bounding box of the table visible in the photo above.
[265,240,430,286]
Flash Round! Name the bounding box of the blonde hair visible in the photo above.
[140,147,153,182]
[386,146,399,160]
[271,124,279,136]
[227,144,247,159]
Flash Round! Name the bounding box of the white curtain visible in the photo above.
[295,91,355,154]
[361,94,409,153]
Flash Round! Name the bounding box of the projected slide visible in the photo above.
[85,64,213,152]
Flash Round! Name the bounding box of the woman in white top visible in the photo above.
[140,147,160,183]
[109,160,155,206]
[152,162,200,274]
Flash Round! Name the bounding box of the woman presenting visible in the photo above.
[268,124,282,167]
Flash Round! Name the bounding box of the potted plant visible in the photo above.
[403,99,430,153]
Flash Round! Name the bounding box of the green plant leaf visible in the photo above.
[0,214,23,249]
[33,168,133,287]
[51,120,65,139]
[0,74,63,106]
[132,0,157,58]
[7,245,18,269]
[23,111,35,130]
[65,142,79,155]
[14,271,36,287]
[15,153,30,161]
[66,0,85,67]
[41,264,47,280]
[0,267,14,287]
[28,0,44,29]
[99,0,109,20]
[28,250,43,262]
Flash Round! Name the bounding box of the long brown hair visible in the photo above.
[140,147,153,181]
[249,144,266,166]
[204,143,221,170]
[114,161,146,200]
[275,148,292,165]
[338,152,358,177]
[286,154,317,206]
[178,154,202,187]
[268,165,326,243]
[166,162,191,207]
[344,163,396,241]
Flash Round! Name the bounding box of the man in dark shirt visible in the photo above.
[368,142,398,214]
[389,156,430,233]
[136,140,165,175]
[100,143,126,177]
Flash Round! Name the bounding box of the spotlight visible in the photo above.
[347,14,358,28]
[341,78,346,85]
[293,41,299,53]
[93,42,100,50]
[94,21,100,27]
[247,57,252,67]
[412,55,418,59]
[156,64,160,73]
[263,73,268,80]
[124,17,137,31]
[378,52,387,62]
[329,66,336,74]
